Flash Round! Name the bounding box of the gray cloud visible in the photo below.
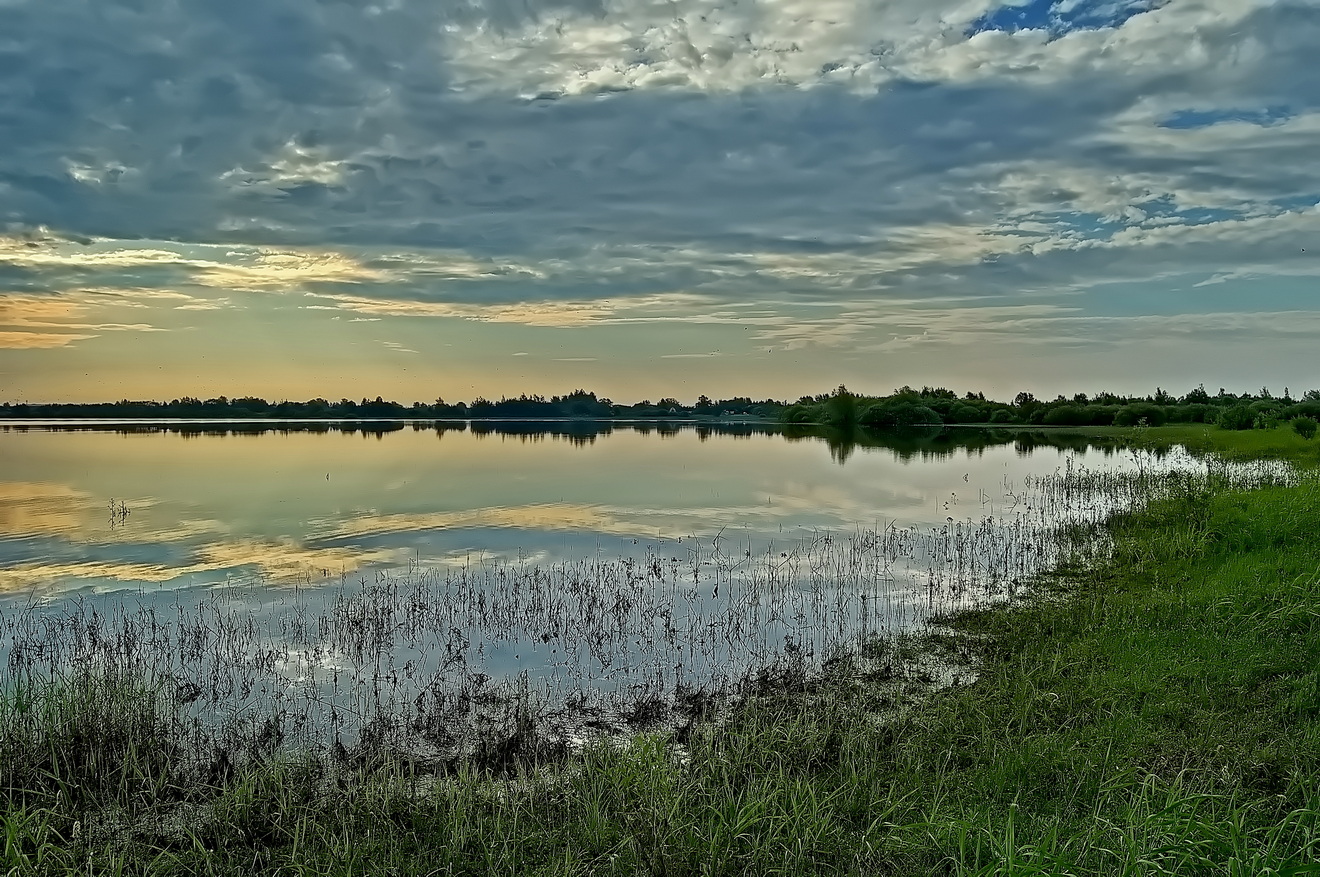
[1,0,1318,327]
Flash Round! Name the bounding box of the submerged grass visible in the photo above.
[1129,423,1320,468]
[3,426,1320,874]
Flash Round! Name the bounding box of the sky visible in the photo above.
[1,0,1317,405]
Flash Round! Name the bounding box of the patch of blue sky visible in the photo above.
[1267,194,1320,214]
[1159,106,1295,129]
[1040,196,1315,233]
[1071,275,1310,321]
[1031,211,1133,239]
[1023,202,1269,248]
[1139,196,1320,226]
[967,0,1162,38]
[1144,205,1242,227]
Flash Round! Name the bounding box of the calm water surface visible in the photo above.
[1,421,1168,741]
[1,421,1133,598]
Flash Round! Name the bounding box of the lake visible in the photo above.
[0,421,1141,594]
[0,421,1178,749]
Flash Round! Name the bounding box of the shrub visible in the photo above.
[1217,405,1255,431]
[948,403,986,423]
[1291,416,1317,439]
[825,387,859,428]
[1042,405,1090,427]
[1170,403,1212,423]
[780,405,817,425]
[1284,401,1320,420]
[1041,404,1116,426]
[923,398,956,418]
[1091,405,1119,426]
[988,409,1018,424]
[1249,399,1282,416]
[860,400,942,428]
[1114,403,1168,427]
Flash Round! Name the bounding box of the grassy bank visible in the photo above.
[4,427,1319,874]
[1139,423,1320,468]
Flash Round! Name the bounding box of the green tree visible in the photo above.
[1291,417,1317,439]
[860,399,941,428]
[948,403,986,423]
[1114,403,1167,427]
[825,385,859,428]
[1217,405,1255,431]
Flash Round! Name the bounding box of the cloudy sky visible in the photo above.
[1,0,1317,404]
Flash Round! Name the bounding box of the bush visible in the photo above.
[1114,403,1168,427]
[1040,404,1116,426]
[1041,405,1090,427]
[1291,416,1317,439]
[824,388,859,428]
[1249,399,1282,416]
[1283,401,1320,420]
[1091,405,1119,425]
[860,400,942,428]
[988,409,1018,424]
[1217,405,1255,431]
[780,405,817,425]
[947,403,985,423]
[1170,403,1212,423]
[923,398,956,419]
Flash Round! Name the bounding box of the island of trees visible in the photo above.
[3,384,1318,436]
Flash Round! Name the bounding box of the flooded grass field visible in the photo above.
[0,423,1297,773]
[2,423,1317,874]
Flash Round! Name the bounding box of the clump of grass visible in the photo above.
[0,669,198,813]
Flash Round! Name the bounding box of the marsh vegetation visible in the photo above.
[1,426,1317,873]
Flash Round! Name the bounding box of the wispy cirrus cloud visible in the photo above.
[0,291,171,349]
[0,330,101,350]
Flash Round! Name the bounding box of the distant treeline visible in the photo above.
[6,385,1320,436]
[0,390,781,421]
[781,385,1320,435]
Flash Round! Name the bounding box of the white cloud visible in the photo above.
[444,0,1006,98]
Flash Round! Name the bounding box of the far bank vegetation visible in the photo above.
[781,384,1320,435]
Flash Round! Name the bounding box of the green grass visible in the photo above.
[4,427,1320,874]
[1128,423,1320,467]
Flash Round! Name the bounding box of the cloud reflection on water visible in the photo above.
[0,422,1132,596]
